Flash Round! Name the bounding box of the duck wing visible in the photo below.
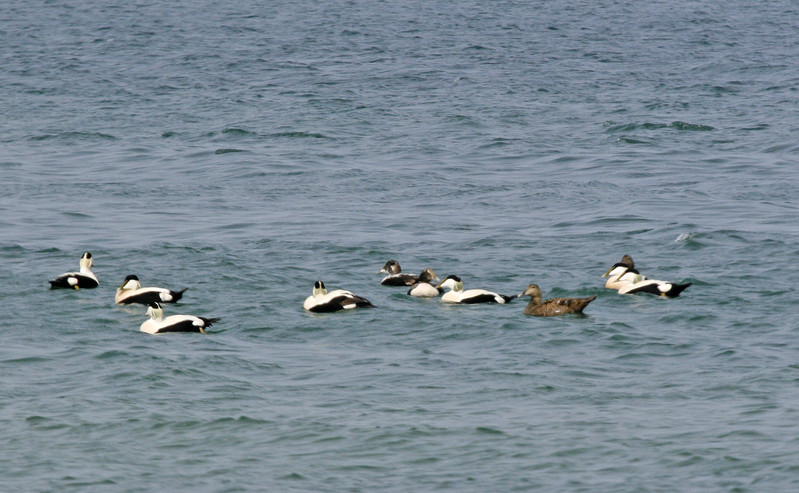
[526,296,596,316]
[381,274,418,286]
[621,280,691,297]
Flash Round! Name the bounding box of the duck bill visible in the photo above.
[613,268,630,282]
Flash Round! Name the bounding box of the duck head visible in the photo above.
[312,280,328,298]
[146,302,164,321]
[378,260,401,275]
[603,254,635,277]
[520,283,542,300]
[417,268,438,284]
[119,274,141,290]
[437,275,463,292]
[79,252,94,271]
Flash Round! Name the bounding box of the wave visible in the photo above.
[214,148,247,154]
[267,131,330,139]
[28,131,117,142]
[604,121,715,133]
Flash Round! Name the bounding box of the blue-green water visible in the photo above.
[2,1,799,491]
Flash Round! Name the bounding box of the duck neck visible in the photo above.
[527,294,542,307]
[148,307,164,321]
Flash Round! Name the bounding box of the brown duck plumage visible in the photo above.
[520,284,596,317]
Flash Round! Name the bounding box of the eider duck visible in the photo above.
[303,281,375,312]
[378,260,419,286]
[602,255,643,290]
[436,275,515,304]
[115,274,188,306]
[603,255,691,297]
[617,276,692,298]
[407,268,441,297]
[520,284,596,317]
[140,302,219,335]
[49,252,99,289]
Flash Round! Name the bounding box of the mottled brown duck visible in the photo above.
[520,284,596,317]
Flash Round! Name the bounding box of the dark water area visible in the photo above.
[2,1,799,491]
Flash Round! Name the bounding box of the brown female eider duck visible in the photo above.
[520,284,596,317]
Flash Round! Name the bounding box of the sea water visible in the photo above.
[2,1,799,491]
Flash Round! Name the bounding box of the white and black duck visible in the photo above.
[407,268,441,297]
[115,275,188,306]
[49,252,99,289]
[303,281,375,312]
[617,276,692,297]
[602,254,642,290]
[140,302,219,335]
[603,255,691,297]
[436,275,515,304]
[378,260,420,286]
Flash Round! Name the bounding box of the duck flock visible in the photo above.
[49,252,692,335]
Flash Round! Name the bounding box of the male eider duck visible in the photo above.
[49,252,99,289]
[140,302,219,335]
[115,274,188,306]
[617,276,692,298]
[378,260,419,286]
[407,268,441,297]
[603,255,691,297]
[303,281,375,312]
[436,275,515,304]
[520,283,596,317]
[602,255,643,290]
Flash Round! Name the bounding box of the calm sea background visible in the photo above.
[2,1,799,491]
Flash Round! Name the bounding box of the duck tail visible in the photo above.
[668,282,692,297]
[572,295,597,313]
[357,297,376,308]
[172,288,189,302]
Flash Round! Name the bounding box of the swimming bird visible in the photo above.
[303,281,375,312]
[617,277,692,298]
[603,255,691,297]
[436,275,515,304]
[407,268,441,297]
[378,260,419,286]
[115,274,188,306]
[140,302,219,335]
[49,251,99,289]
[520,284,596,317]
[602,254,643,290]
